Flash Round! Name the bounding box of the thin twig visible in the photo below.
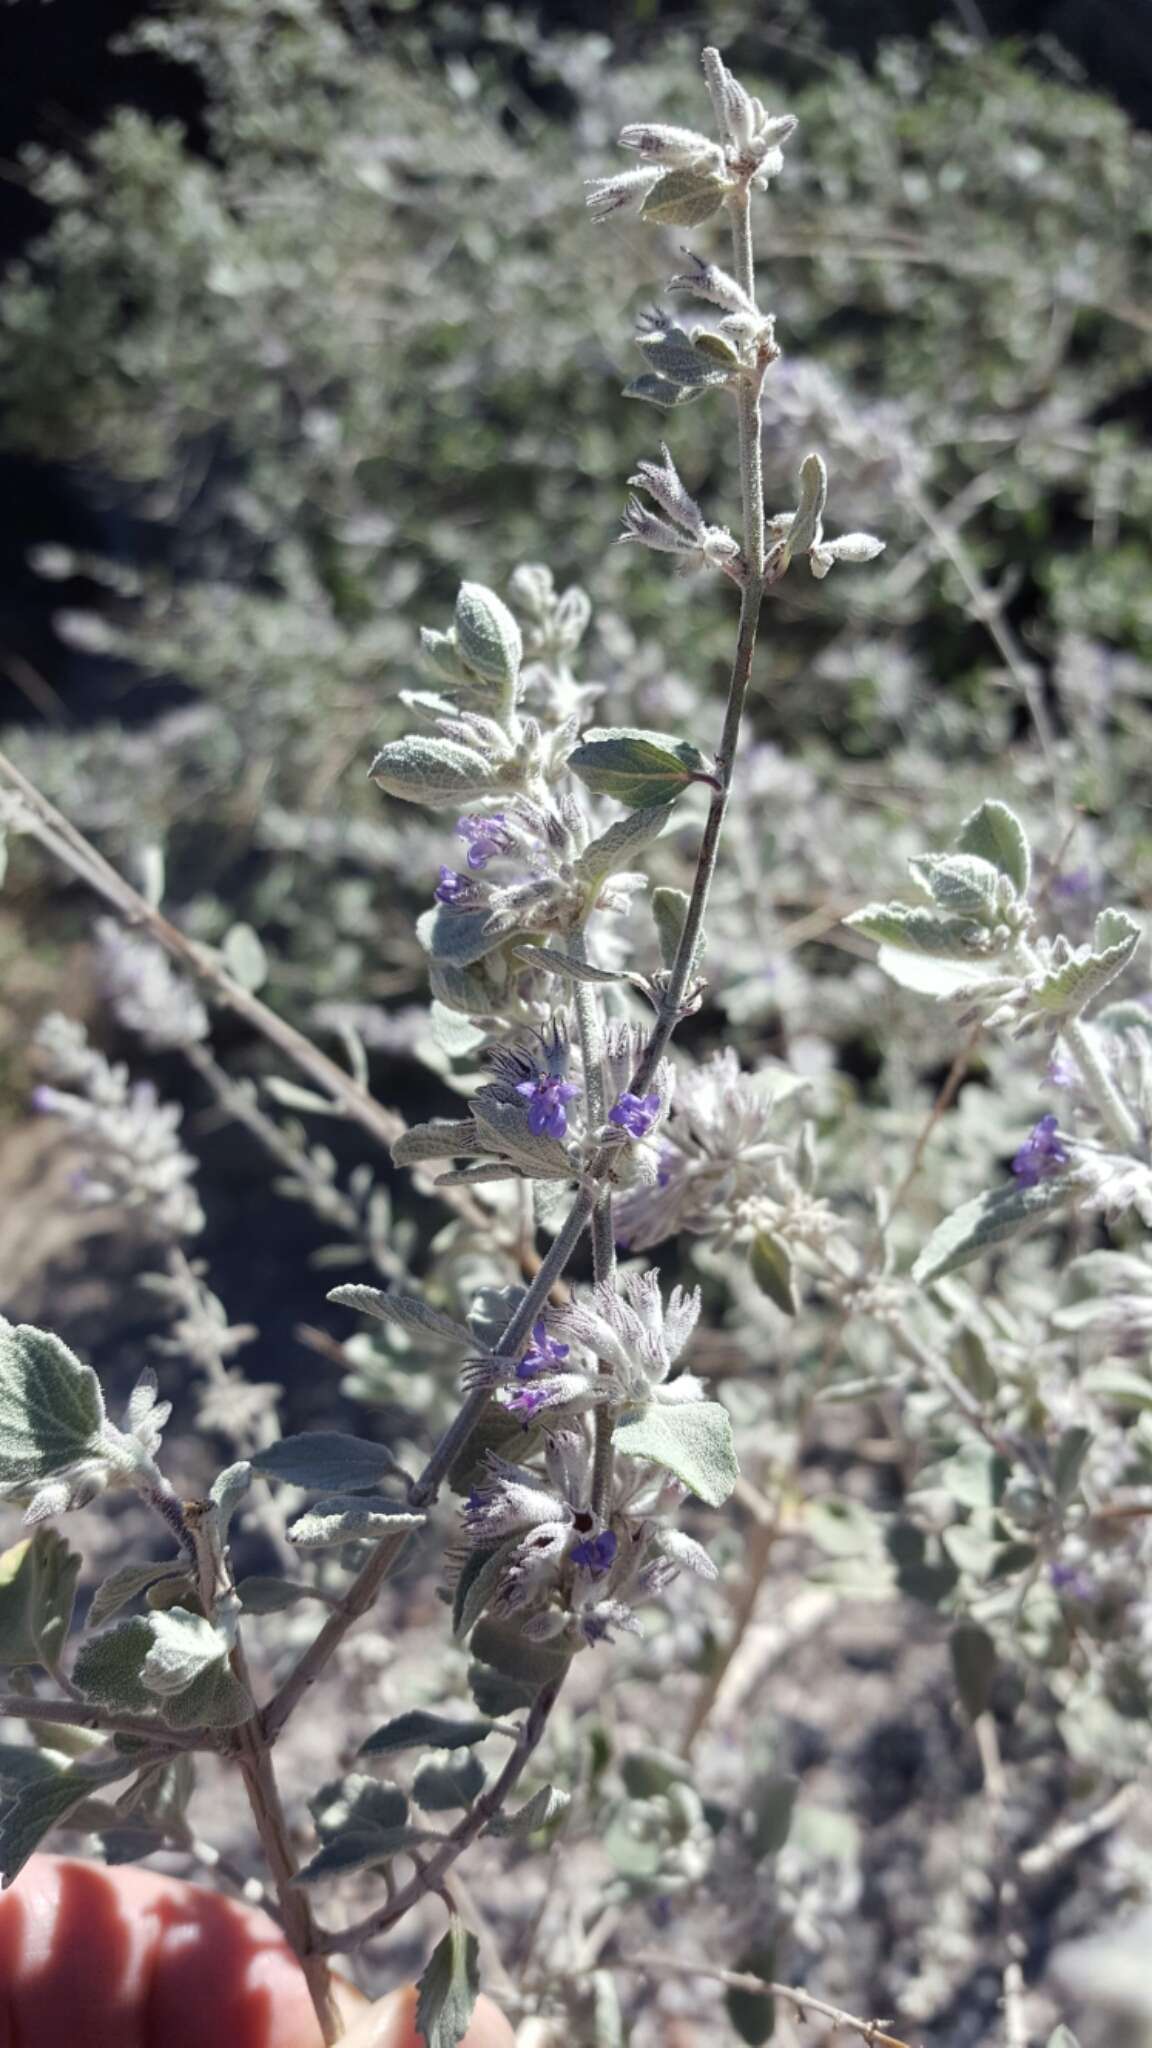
[0,1693,201,1749]
[621,1953,918,2048]
[0,747,404,1150]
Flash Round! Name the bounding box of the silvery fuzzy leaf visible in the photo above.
[781,453,827,564]
[435,1164,526,1187]
[73,1616,155,1713]
[469,1088,573,1178]
[413,1752,486,1811]
[418,903,522,970]
[452,1537,522,1640]
[360,1711,494,1758]
[294,1829,422,1884]
[369,736,496,809]
[954,799,1031,899]
[210,1461,251,1542]
[640,167,729,227]
[155,1652,255,1731]
[415,1919,481,2048]
[0,1752,138,1887]
[141,1608,234,1698]
[234,1575,332,1614]
[468,1660,536,1718]
[221,921,268,992]
[651,886,705,974]
[623,373,708,410]
[487,1784,570,1836]
[287,1495,424,1548]
[912,1174,1080,1286]
[635,325,730,388]
[908,852,1003,919]
[748,1231,796,1314]
[252,1432,405,1493]
[568,729,708,810]
[877,948,1000,998]
[1095,998,1152,1041]
[88,1557,187,1631]
[419,627,464,683]
[845,901,997,963]
[1024,917,1142,1020]
[511,943,625,985]
[651,1529,718,1581]
[0,1528,80,1669]
[612,1400,738,1507]
[470,1616,571,1690]
[392,1120,488,1166]
[454,583,521,692]
[327,1286,472,1347]
[574,803,676,885]
[310,1771,410,1843]
[0,1322,105,1494]
[467,1286,526,1352]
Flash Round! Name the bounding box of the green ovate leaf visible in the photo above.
[486,1784,570,1836]
[641,167,729,227]
[909,852,1002,919]
[0,1753,137,1887]
[749,1232,797,1314]
[234,1575,331,1615]
[88,1558,187,1631]
[454,582,521,691]
[955,799,1032,899]
[746,1773,799,1861]
[574,803,676,886]
[651,885,704,974]
[359,1711,494,1758]
[0,1529,80,1670]
[0,1322,105,1492]
[1027,913,1142,1021]
[567,728,709,810]
[913,1174,1079,1285]
[369,736,496,809]
[950,1621,998,1721]
[415,1919,481,2048]
[844,901,995,964]
[412,1752,486,1811]
[326,1287,471,1345]
[726,1943,777,2045]
[634,325,730,389]
[612,1401,738,1508]
[251,1432,403,1492]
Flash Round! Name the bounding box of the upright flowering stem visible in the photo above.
[570,930,618,1516]
[628,177,768,1099]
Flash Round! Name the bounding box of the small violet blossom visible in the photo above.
[457,813,513,871]
[608,1090,662,1139]
[434,865,469,905]
[1011,1113,1070,1188]
[517,1321,571,1380]
[571,1530,617,1576]
[516,1073,580,1140]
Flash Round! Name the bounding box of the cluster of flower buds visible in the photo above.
[585,47,797,225]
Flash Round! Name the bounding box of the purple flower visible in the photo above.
[507,1385,550,1421]
[1046,1054,1080,1090]
[608,1090,662,1139]
[1011,1113,1070,1188]
[457,813,513,871]
[515,1073,580,1140]
[434,865,470,905]
[517,1320,570,1380]
[571,1530,617,1577]
[1050,1560,1094,1602]
[1052,865,1095,901]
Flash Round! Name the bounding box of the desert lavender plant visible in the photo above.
[5,36,1150,2048]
